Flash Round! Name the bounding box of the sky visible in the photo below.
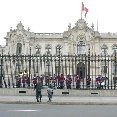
[0,0,117,45]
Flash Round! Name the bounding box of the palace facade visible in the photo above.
[0,18,117,88]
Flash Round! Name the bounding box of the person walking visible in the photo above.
[34,79,42,102]
[47,84,53,102]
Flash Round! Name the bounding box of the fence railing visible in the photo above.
[0,52,117,89]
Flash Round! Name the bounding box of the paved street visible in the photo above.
[1,95,117,105]
[0,104,117,117]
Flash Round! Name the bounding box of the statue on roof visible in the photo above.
[16,21,24,31]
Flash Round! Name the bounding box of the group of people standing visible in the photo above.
[33,74,91,103]
[96,75,107,89]
[16,74,30,88]
[32,74,92,90]
[75,75,91,89]
[16,72,109,91]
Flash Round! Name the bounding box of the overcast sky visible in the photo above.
[0,0,117,45]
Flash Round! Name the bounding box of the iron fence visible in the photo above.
[0,51,117,89]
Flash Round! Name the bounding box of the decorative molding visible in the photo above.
[77,34,86,41]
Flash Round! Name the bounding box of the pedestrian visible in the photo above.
[51,74,56,88]
[40,74,44,86]
[47,84,53,102]
[34,79,42,102]
[66,74,72,89]
[96,75,102,89]
[75,75,81,89]
[32,75,37,87]
[59,74,65,89]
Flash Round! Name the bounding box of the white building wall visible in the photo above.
[1,19,117,83]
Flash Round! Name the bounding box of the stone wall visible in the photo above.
[0,88,117,97]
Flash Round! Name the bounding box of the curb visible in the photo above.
[1,101,117,105]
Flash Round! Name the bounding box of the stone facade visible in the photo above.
[0,18,117,87]
[1,19,117,56]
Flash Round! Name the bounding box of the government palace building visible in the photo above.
[0,18,117,88]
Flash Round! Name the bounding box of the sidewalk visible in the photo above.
[0,95,117,105]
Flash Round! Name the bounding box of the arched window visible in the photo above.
[36,45,41,55]
[101,44,108,55]
[45,44,52,55]
[112,44,117,54]
[77,41,85,54]
[16,43,22,55]
[56,45,62,55]
[101,44,108,74]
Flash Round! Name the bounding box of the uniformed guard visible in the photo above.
[75,75,81,89]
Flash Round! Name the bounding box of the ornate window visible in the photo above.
[56,45,62,55]
[16,43,22,55]
[45,61,51,76]
[77,41,85,54]
[101,45,108,74]
[45,44,52,55]
[101,44,108,55]
[36,45,41,55]
[112,44,117,54]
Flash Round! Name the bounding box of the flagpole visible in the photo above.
[81,2,82,19]
[81,8,82,19]
[97,20,98,31]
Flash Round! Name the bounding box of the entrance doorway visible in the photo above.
[76,62,85,79]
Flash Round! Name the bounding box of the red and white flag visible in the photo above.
[82,2,89,18]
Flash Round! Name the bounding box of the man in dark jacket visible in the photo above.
[34,79,42,102]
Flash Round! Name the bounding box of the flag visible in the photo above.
[81,2,89,18]
[85,7,88,17]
